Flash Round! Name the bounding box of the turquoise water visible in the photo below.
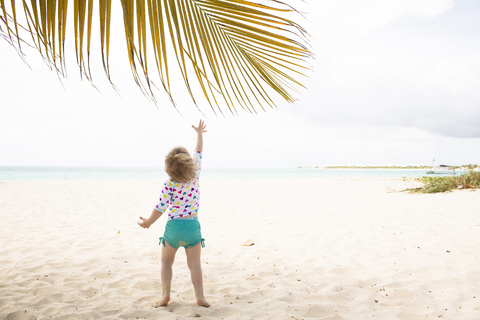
[0,166,443,181]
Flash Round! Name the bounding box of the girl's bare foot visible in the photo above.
[155,296,170,307]
[197,298,211,308]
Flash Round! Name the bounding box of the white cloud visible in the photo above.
[1,0,479,167]
[407,0,454,17]
[311,0,454,42]
[303,0,480,138]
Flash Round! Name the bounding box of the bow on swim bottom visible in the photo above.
[159,218,205,249]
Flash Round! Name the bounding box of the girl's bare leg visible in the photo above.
[156,242,178,307]
[185,243,210,307]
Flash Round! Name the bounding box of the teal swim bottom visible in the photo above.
[159,219,205,249]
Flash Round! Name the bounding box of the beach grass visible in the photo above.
[406,171,480,193]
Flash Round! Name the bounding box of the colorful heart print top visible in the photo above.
[154,151,202,219]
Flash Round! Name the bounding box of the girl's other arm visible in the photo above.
[192,120,207,153]
[138,209,163,228]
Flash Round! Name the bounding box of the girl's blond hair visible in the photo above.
[165,147,196,182]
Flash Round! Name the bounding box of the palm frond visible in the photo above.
[0,0,312,113]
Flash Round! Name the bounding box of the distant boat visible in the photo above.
[426,136,455,175]
[426,164,456,175]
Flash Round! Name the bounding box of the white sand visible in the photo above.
[1,178,479,319]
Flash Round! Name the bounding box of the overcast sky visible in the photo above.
[1,0,479,168]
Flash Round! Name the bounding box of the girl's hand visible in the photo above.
[193,120,206,153]
[139,209,163,228]
[192,120,207,134]
[138,216,151,229]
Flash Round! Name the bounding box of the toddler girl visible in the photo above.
[138,120,210,308]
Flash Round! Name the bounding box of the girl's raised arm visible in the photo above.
[192,120,207,153]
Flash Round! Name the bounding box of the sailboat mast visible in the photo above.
[432,135,441,167]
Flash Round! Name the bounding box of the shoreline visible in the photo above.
[0,167,470,182]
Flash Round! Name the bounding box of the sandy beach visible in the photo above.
[1,178,479,319]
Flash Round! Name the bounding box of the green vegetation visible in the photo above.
[325,164,478,170]
[449,164,479,170]
[406,171,480,193]
[325,165,431,169]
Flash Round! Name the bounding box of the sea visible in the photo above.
[0,166,449,181]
